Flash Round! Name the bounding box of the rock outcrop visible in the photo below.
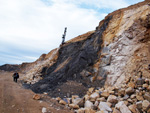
[1,0,150,99]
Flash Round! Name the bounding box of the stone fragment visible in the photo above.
[84,95,90,101]
[72,95,79,100]
[90,92,100,100]
[101,92,109,98]
[136,78,145,87]
[115,101,131,113]
[56,97,61,102]
[77,108,85,113]
[142,100,150,111]
[118,89,125,96]
[123,94,129,100]
[80,70,92,77]
[90,76,97,82]
[145,79,149,84]
[143,84,149,89]
[43,92,48,95]
[63,98,70,104]
[125,87,135,95]
[127,99,133,103]
[84,100,94,109]
[130,94,136,99]
[97,97,106,102]
[109,91,115,95]
[124,101,129,106]
[33,94,41,100]
[96,111,108,113]
[136,101,142,110]
[72,98,84,107]
[88,87,95,93]
[98,102,112,112]
[128,104,137,113]
[42,107,47,113]
[100,55,111,66]
[113,108,121,113]
[69,104,79,109]
[84,108,95,113]
[59,100,67,105]
[107,95,118,104]
[136,95,144,101]
[128,82,135,88]
[106,102,112,107]
[144,93,150,102]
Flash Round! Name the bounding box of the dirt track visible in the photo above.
[0,71,73,113]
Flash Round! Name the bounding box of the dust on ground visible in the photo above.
[0,71,73,113]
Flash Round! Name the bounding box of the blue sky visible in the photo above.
[0,0,144,65]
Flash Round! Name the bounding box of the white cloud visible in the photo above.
[0,0,144,65]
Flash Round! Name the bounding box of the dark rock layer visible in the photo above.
[30,16,112,94]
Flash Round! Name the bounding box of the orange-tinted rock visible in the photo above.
[33,94,41,100]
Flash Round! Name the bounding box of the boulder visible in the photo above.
[130,94,136,99]
[136,95,144,101]
[125,87,135,95]
[101,92,110,98]
[84,108,95,113]
[98,102,112,112]
[72,95,79,100]
[107,95,118,104]
[77,108,85,113]
[96,111,108,113]
[69,104,79,109]
[63,98,70,104]
[42,107,47,113]
[123,94,129,100]
[113,108,121,113]
[115,101,131,113]
[118,89,125,96]
[97,97,106,102]
[144,93,150,102]
[90,92,100,100]
[128,104,138,113]
[84,95,90,101]
[142,100,150,111]
[136,101,142,110]
[136,78,145,87]
[72,98,84,107]
[143,84,149,89]
[128,82,135,88]
[88,88,95,93]
[59,100,67,105]
[84,100,94,109]
[56,97,61,102]
[127,99,133,104]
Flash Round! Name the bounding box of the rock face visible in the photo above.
[1,0,150,99]
[30,16,112,93]
[30,0,150,93]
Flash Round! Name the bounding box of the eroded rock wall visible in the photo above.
[97,1,150,86]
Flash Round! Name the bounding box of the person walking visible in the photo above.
[13,72,19,83]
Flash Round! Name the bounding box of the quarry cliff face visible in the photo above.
[1,0,150,94]
[100,1,150,86]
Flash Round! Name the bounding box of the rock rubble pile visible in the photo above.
[56,75,150,113]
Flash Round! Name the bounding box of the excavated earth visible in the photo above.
[0,0,150,110]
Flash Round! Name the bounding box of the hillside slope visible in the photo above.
[1,0,150,97]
